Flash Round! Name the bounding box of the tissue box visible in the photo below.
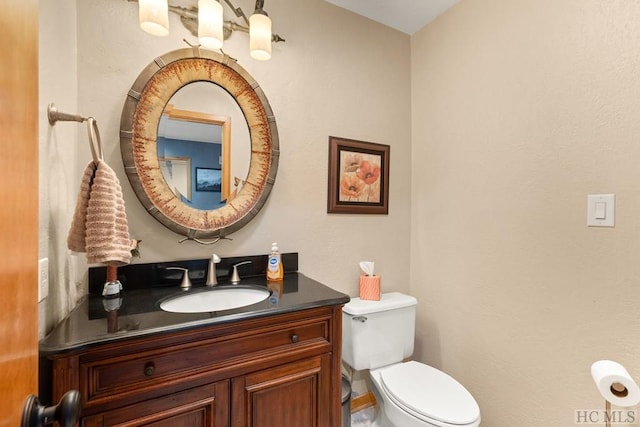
[359,275,381,301]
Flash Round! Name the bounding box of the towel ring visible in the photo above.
[48,103,104,164]
[47,103,87,125]
[86,117,104,163]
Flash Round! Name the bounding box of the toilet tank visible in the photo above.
[342,292,417,370]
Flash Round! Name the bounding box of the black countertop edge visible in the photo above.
[40,298,350,356]
[40,272,350,355]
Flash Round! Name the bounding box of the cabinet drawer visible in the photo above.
[81,317,330,406]
[82,380,229,427]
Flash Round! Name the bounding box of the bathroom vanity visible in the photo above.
[40,258,349,427]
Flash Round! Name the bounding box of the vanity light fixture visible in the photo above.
[249,0,272,60]
[134,0,285,60]
[138,0,170,37]
[198,0,224,50]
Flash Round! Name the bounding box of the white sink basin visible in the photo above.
[160,286,271,313]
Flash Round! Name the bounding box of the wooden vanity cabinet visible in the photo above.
[45,306,343,427]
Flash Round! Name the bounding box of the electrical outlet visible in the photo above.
[38,258,49,302]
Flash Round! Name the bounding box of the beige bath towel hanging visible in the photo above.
[67,161,97,253]
[67,160,132,266]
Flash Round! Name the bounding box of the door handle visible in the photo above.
[21,390,80,427]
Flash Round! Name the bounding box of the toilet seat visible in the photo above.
[378,361,480,427]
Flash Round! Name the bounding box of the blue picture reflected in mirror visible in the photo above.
[196,168,221,192]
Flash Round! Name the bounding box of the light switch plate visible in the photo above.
[38,258,49,302]
[587,194,615,227]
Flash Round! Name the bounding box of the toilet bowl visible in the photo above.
[370,361,480,427]
[342,293,481,427]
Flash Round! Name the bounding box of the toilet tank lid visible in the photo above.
[343,292,417,315]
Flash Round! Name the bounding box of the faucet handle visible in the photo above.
[230,261,252,284]
[167,267,192,290]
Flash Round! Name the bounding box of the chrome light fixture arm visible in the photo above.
[223,0,250,26]
[151,0,285,44]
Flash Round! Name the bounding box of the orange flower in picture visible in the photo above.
[340,174,366,199]
[356,160,381,185]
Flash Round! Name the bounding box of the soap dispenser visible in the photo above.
[206,254,221,286]
[266,242,284,282]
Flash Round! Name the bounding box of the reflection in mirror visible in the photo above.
[158,156,191,201]
[157,81,250,210]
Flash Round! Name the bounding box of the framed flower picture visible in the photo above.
[327,136,390,214]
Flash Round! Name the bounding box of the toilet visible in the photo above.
[342,292,481,427]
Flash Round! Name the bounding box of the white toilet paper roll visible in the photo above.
[591,360,640,407]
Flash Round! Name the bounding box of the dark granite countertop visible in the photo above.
[40,272,350,355]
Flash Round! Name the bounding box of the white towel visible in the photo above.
[67,160,132,266]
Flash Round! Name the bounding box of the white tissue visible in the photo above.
[359,261,375,276]
[591,360,640,407]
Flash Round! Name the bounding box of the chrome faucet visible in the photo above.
[167,267,192,290]
[230,261,252,284]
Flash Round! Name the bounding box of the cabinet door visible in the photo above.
[82,381,229,427]
[232,354,332,427]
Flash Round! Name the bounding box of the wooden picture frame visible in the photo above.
[327,136,389,214]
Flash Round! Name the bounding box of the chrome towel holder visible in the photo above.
[47,103,104,163]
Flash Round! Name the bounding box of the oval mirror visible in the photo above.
[120,48,279,242]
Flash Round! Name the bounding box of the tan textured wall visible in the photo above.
[39,0,412,335]
[411,0,640,425]
[38,0,84,336]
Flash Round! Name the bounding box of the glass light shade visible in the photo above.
[198,0,224,50]
[249,12,272,61]
[139,0,169,37]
